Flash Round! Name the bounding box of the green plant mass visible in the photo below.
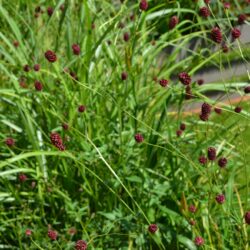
[0,0,250,249]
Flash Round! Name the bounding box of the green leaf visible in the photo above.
[126,175,142,183]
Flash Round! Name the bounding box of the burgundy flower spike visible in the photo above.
[139,0,148,11]
[211,27,222,43]
[134,133,144,143]
[45,50,57,63]
[75,240,88,250]
[148,224,158,233]
[178,72,191,85]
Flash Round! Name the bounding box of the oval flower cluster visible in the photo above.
[50,132,65,151]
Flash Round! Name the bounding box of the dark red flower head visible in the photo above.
[194,236,204,246]
[207,147,216,161]
[159,79,168,87]
[199,7,210,18]
[23,64,30,72]
[151,40,156,46]
[62,123,69,130]
[70,71,78,80]
[148,224,158,233]
[18,173,27,182]
[35,80,43,91]
[204,0,210,4]
[222,44,229,53]
[244,86,250,94]
[235,106,242,113]
[5,137,15,147]
[178,72,191,85]
[214,107,222,114]
[245,211,250,225]
[139,0,148,11]
[45,50,57,63]
[33,64,40,71]
[218,157,228,168]
[169,16,179,29]
[50,132,65,151]
[180,123,186,131]
[199,113,209,121]
[199,156,207,165]
[134,133,144,143]
[48,230,57,241]
[189,204,197,213]
[197,79,204,85]
[47,7,54,16]
[211,27,222,43]
[123,32,130,42]
[121,72,128,81]
[35,6,41,13]
[215,194,225,204]
[75,240,88,250]
[201,102,211,115]
[50,132,63,145]
[72,44,81,55]
[25,229,32,236]
[189,219,196,226]
[176,130,182,137]
[78,105,86,113]
[238,14,246,25]
[13,40,19,47]
[224,2,230,9]
[231,28,241,39]
[19,80,27,88]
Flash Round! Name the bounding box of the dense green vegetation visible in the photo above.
[0,0,250,249]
